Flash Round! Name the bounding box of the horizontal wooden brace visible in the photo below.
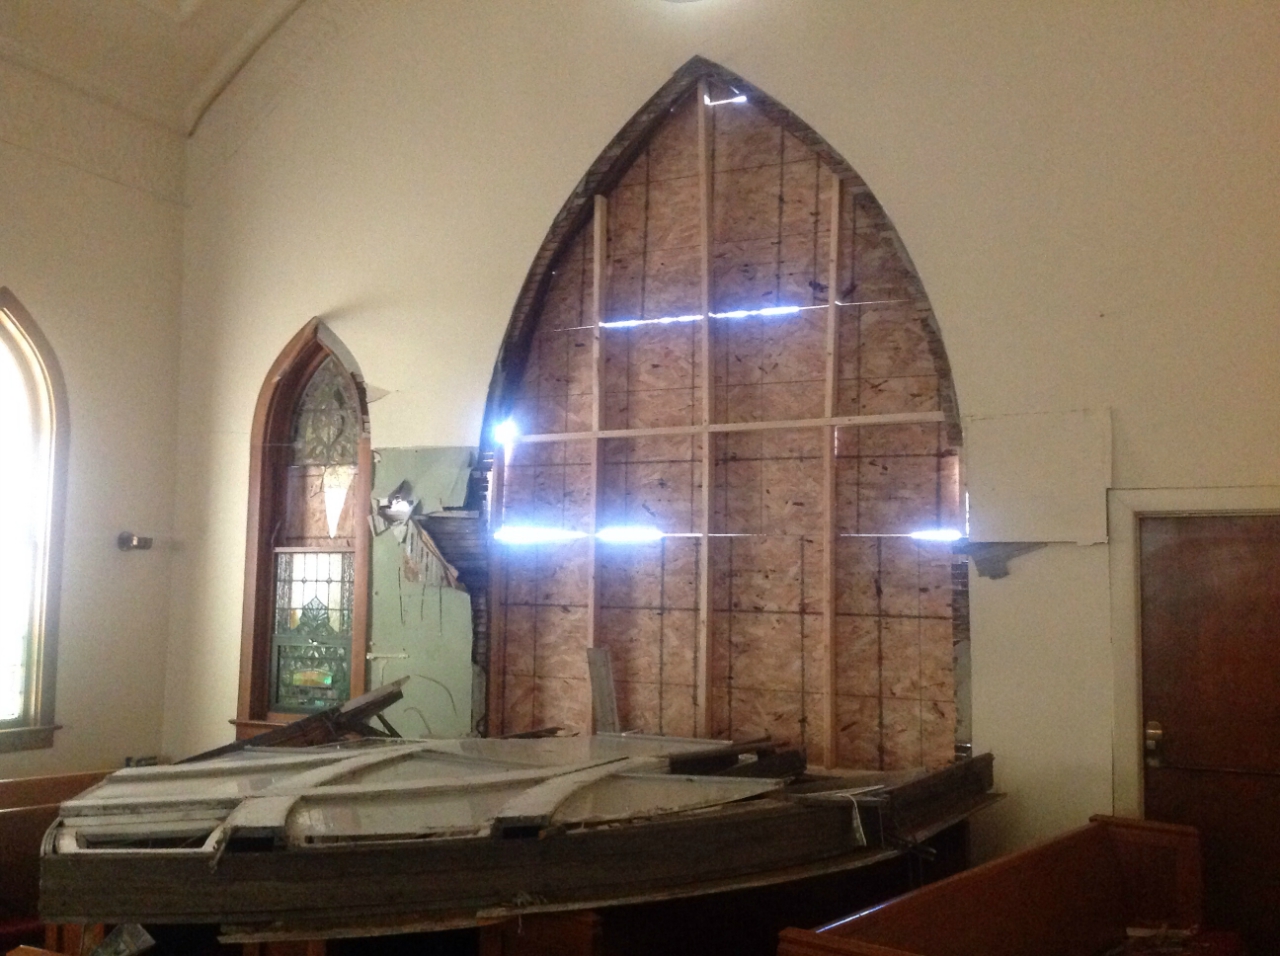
[513,411,946,445]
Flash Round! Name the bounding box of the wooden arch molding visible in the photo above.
[237,319,372,734]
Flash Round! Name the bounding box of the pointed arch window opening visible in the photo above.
[481,60,967,770]
[239,324,371,729]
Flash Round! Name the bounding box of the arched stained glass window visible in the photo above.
[270,357,360,712]
[238,323,371,735]
[0,287,67,752]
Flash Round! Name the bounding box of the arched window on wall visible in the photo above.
[482,58,967,771]
[0,288,68,754]
[237,320,371,738]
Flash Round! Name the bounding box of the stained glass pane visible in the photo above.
[293,357,360,467]
[270,550,354,712]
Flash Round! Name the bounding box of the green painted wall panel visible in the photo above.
[369,446,476,737]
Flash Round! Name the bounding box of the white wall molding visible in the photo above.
[1108,485,1280,818]
[0,57,183,204]
[185,0,378,203]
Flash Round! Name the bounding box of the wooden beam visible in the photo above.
[487,449,508,735]
[696,79,714,739]
[591,194,608,435]
[823,174,844,769]
[514,410,945,445]
[587,647,621,735]
[587,196,607,688]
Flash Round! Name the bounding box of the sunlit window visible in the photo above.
[0,288,65,748]
[0,337,37,720]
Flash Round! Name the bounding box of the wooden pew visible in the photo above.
[0,771,110,953]
[778,816,1206,956]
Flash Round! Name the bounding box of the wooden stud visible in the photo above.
[696,80,714,738]
[591,195,608,435]
[823,174,844,769]
[513,410,945,445]
[587,648,621,735]
[486,449,508,736]
[587,196,608,729]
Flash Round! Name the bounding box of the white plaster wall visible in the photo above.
[0,62,183,777]
[165,0,1280,853]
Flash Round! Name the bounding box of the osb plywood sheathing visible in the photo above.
[695,78,714,738]
[484,59,965,760]
[483,56,898,453]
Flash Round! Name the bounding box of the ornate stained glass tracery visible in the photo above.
[292,356,360,467]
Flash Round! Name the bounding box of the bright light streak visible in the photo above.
[711,306,801,320]
[908,529,964,542]
[493,526,587,545]
[599,305,801,331]
[600,313,702,330]
[703,94,748,106]
[493,418,519,447]
[595,525,665,543]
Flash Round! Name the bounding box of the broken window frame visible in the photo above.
[0,288,69,754]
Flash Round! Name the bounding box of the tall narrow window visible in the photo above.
[238,322,370,736]
[0,288,68,753]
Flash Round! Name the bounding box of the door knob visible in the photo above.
[1144,720,1164,768]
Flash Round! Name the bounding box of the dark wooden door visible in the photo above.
[1140,514,1280,950]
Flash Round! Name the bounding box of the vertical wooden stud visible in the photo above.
[486,448,508,736]
[695,80,714,738]
[587,196,608,734]
[823,174,844,767]
[591,194,608,435]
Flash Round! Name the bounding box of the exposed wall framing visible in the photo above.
[484,59,963,771]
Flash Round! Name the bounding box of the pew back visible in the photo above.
[0,772,110,919]
[778,816,1203,956]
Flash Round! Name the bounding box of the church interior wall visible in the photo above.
[1,0,1278,866]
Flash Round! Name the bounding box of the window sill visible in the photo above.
[0,724,60,754]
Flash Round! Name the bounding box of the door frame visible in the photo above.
[1108,486,1280,817]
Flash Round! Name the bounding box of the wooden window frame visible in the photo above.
[0,288,69,754]
[236,320,372,737]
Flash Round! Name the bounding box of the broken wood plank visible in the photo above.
[716,750,808,781]
[497,726,563,739]
[586,648,620,735]
[186,679,409,763]
[666,736,774,775]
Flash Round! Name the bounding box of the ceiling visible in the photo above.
[0,0,304,134]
